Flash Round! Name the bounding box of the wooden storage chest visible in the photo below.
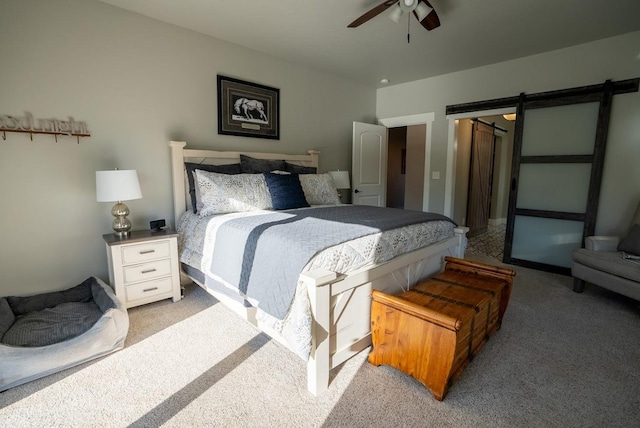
[368,256,515,401]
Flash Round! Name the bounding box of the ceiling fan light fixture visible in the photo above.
[399,0,417,13]
[388,5,403,23]
[347,0,440,32]
[414,2,431,21]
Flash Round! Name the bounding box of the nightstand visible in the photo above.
[103,229,181,309]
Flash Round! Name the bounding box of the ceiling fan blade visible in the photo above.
[414,0,440,30]
[348,0,398,28]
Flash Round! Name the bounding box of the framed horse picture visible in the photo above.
[217,75,280,140]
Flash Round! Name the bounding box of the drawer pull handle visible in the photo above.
[141,268,157,274]
[139,250,155,254]
[143,287,159,292]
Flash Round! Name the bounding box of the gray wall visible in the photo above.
[377,30,640,236]
[0,0,376,296]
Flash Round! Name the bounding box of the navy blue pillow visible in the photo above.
[263,173,310,210]
[185,162,242,213]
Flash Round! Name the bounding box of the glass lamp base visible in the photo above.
[113,229,130,238]
[112,202,132,237]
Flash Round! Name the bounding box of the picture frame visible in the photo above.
[217,75,280,140]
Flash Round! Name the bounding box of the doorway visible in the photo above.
[379,113,434,212]
[466,120,498,237]
[451,114,514,260]
[386,127,406,208]
[386,125,426,210]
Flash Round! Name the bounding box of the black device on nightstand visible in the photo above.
[150,219,166,231]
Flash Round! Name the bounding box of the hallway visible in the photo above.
[465,223,506,261]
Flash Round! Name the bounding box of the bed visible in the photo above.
[169,140,468,395]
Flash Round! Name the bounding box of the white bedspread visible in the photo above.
[178,206,456,359]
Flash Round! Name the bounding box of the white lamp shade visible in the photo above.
[400,0,418,13]
[96,169,142,202]
[388,5,403,23]
[329,170,351,189]
[415,1,432,21]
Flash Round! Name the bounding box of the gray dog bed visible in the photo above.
[0,277,129,391]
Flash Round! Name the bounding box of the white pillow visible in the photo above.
[299,174,341,205]
[196,170,272,216]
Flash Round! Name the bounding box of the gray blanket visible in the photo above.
[208,205,455,319]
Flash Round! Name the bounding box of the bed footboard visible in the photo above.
[303,227,467,396]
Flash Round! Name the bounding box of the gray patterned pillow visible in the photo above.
[196,170,272,215]
[299,174,341,205]
[185,162,242,213]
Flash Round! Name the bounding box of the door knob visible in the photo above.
[354,189,360,193]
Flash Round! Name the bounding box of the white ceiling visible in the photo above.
[98,0,640,88]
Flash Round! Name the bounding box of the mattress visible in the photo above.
[178,206,456,359]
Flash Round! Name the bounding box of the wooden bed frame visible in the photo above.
[169,140,468,395]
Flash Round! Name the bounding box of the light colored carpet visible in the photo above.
[1,255,639,427]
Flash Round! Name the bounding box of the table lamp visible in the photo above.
[328,170,351,198]
[96,169,142,237]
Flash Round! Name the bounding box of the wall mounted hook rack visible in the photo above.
[1,112,90,143]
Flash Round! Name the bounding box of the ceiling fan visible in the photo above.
[348,0,440,40]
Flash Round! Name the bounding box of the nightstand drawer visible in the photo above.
[123,258,172,284]
[122,240,171,265]
[126,277,173,302]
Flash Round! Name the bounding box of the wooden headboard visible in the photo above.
[169,141,320,225]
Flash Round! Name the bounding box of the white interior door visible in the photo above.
[352,122,387,206]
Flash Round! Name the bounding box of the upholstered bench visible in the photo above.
[572,200,640,301]
[572,246,640,300]
[0,277,129,391]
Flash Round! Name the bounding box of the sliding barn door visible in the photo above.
[466,121,496,237]
[503,82,614,274]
